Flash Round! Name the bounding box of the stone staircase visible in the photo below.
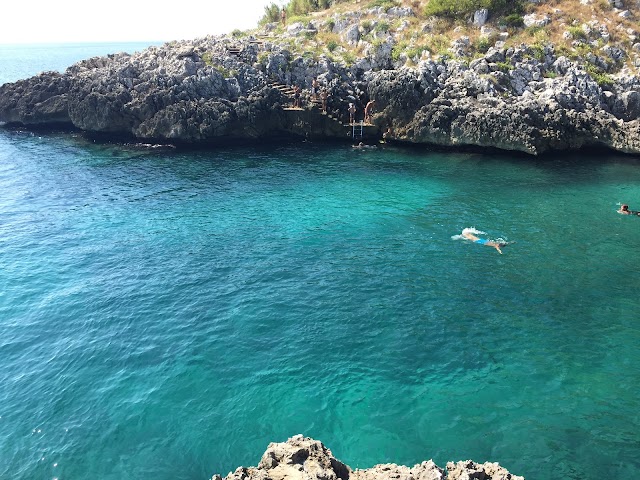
[269,82,301,110]
[226,45,243,56]
[269,82,296,98]
[309,97,323,110]
[248,34,268,47]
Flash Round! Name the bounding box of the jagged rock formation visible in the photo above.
[368,48,640,154]
[0,38,359,144]
[212,436,523,480]
[1,16,640,154]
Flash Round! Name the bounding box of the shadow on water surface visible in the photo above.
[4,123,640,165]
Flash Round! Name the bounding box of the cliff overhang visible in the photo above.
[1,32,639,155]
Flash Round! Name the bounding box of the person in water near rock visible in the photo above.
[383,126,393,141]
[618,204,640,215]
[461,228,511,254]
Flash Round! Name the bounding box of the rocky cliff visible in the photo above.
[1,1,640,154]
[213,436,524,480]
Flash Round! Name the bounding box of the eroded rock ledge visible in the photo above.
[212,436,524,480]
[1,33,639,155]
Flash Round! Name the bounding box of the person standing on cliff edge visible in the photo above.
[320,88,328,113]
[281,8,287,25]
[364,100,375,124]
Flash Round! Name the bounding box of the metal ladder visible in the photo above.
[352,120,364,140]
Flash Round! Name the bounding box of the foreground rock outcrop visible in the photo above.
[1,29,639,155]
[212,436,524,480]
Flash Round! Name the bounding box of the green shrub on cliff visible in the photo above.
[406,45,428,60]
[525,25,550,48]
[595,0,612,11]
[341,50,356,66]
[527,44,545,61]
[391,41,408,61]
[500,13,524,28]
[213,65,238,78]
[475,37,491,54]
[259,3,281,24]
[288,14,312,24]
[586,64,614,88]
[371,37,385,49]
[375,21,390,33]
[288,0,315,15]
[259,0,336,24]
[257,51,269,66]
[425,34,449,56]
[424,0,523,18]
[495,61,511,73]
[567,26,587,40]
[201,52,213,66]
[368,0,398,10]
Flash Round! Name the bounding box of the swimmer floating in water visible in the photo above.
[618,204,640,216]
[457,227,512,254]
[352,142,376,149]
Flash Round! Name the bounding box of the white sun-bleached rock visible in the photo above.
[212,436,522,480]
[524,13,551,27]
[473,9,489,26]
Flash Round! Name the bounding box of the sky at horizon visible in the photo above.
[0,0,285,44]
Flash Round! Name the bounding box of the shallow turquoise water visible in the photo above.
[1,44,640,480]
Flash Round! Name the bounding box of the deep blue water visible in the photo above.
[1,44,640,480]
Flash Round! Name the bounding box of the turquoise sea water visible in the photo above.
[1,44,640,480]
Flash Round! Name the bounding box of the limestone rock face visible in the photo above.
[366,48,640,155]
[351,461,445,480]
[473,9,489,26]
[0,72,70,125]
[211,436,522,480]
[343,24,361,45]
[1,34,640,155]
[523,13,551,27]
[257,436,350,480]
[446,460,524,480]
